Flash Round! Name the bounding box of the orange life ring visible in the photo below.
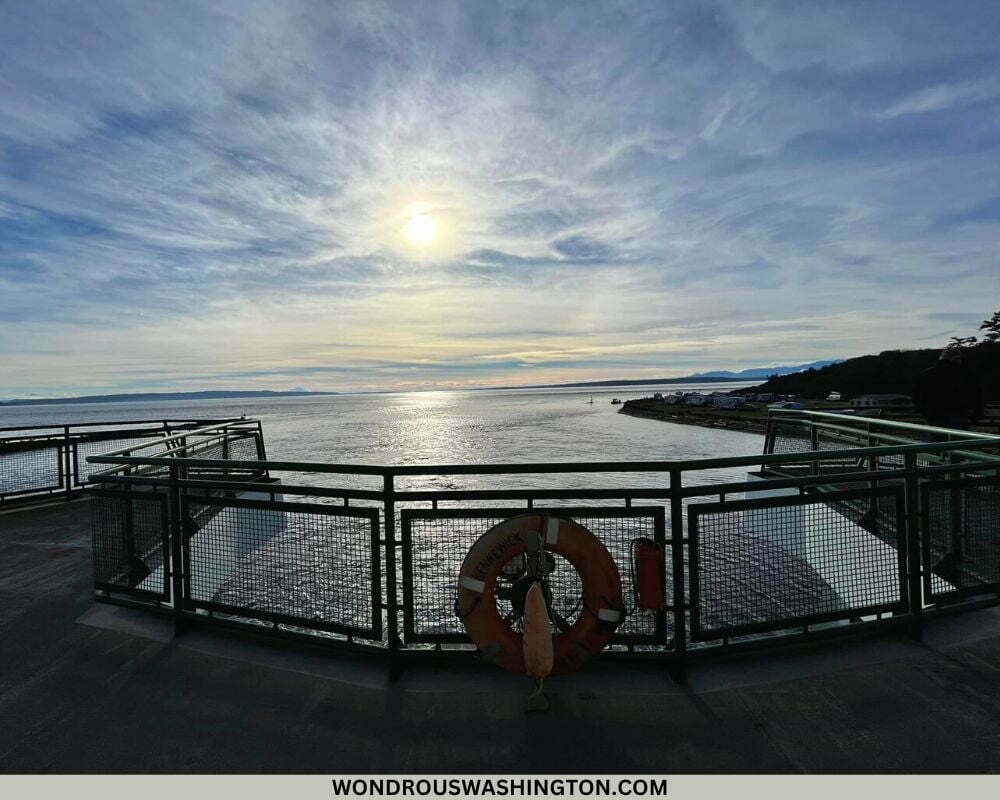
[456,513,624,675]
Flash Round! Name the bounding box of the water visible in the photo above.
[0,381,761,491]
[9,382,846,639]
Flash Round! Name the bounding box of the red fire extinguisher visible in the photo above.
[631,537,663,611]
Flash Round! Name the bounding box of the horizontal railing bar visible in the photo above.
[87,435,1000,475]
[93,419,260,459]
[85,459,999,502]
[804,424,920,446]
[86,428,263,480]
[393,488,672,501]
[89,456,392,474]
[85,473,385,500]
[181,477,381,500]
[0,417,247,434]
[679,460,1000,498]
[242,483,382,500]
[778,420,998,463]
[66,426,173,439]
[768,421,1000,467]
[0,427,172,447]
[770,408,1000,440]
[0,485,64,499]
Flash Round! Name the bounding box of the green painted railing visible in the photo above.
[79,410,1000,682]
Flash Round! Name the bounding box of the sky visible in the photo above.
[1,0,998,397]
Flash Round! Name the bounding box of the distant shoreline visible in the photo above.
[469,375,750,391]
[468,360,841,392]
[618,398,768,434]
[619,396,1000,435]
[0,390,339,407]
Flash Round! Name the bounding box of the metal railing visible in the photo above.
[81,411,1000,679]
[0,417,262,507]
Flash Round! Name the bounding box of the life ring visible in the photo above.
[456,514,624,675]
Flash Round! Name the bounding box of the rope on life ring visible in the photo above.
[455,514,624,675]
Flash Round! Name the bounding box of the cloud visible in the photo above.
[873,79,1000,119]
[0,0,998,396]
[935,196,1000,228]
[551,235,614,262]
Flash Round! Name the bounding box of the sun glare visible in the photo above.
[402,213,437,245]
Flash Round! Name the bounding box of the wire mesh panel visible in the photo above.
[767,419,812,456]
[74,434,168,485]
[812,481,910,552]
[182,495,381,640]
[180,432,264,482]
[184,438,224,460]
[0,439,63,497]
[224,433,262,461]
[923,476,1000,602]
[90,488,169,599]
[814,427,871,474]
[400,506,666,646]
[689,487,907,641]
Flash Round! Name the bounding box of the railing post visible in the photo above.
[383,472,403,682]
[255,421,268,460]
[63,425,72,500]
[947,451,964,559]
[168,464,186,636]
[669,468,687,684]
[904,452,923,641]
[809,422,819,476]
[867,428,879,523]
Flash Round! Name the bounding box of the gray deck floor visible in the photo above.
[3,500,1000,774]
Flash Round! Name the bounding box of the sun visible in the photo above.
[402,213,437,246]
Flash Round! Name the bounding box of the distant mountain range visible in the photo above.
[0,389,339,406]
[0,360,843,405]
[473,360,845,391]
[687,360,844,380]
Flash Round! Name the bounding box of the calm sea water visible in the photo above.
[4,383,846,635]
[0,381,761,491]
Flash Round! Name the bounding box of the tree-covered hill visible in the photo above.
[740,342,999,401]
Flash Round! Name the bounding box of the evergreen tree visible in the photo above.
[981,310,1000,343]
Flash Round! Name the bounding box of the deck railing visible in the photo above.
[0,418,263,506]
[79,411,1000,679]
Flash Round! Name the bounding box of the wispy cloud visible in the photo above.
[0,0,997,396]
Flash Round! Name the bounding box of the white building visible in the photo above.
[713,395,747,409]
[850,394,911,409]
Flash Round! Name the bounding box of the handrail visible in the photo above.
[765,409,1000,470]
[91,419,259,460]
[79,409,1000,675]
[0,416,264,507]
[770,408,1000,440]
[769,419,999,465]
[86,435,1000,479]
[0,417,247,435]
[86,422,263,481]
